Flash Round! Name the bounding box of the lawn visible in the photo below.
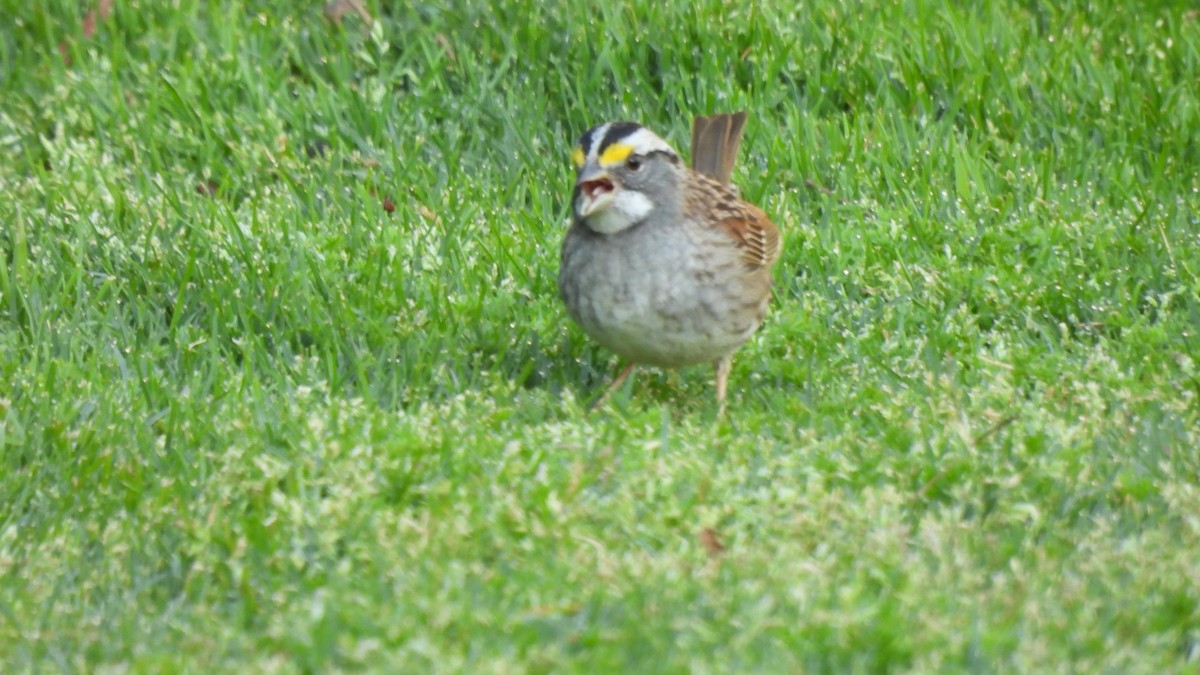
[2,0,1199,671]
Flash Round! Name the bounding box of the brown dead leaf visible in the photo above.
[324,0,373,27]
[435,34,457,63]
[699,528,726,558]
[82,0,114,38]
[59,0,115,62]
[415,203,440,224]
[368,188,396,213]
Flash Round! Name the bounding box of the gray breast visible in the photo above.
[559,219,767,368]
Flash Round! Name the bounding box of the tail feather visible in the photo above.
[691,111,748,186]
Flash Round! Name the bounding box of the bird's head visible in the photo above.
[570,122,682,234]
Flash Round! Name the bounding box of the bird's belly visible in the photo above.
[586,309,750,367]
[560,242,765,367]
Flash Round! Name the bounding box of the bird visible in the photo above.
[558,111,781,412]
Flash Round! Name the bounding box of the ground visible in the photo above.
[1,0,1198,671]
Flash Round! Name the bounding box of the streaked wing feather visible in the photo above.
[714,203,782,271]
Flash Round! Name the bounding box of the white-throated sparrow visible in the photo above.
[558,112,781,411]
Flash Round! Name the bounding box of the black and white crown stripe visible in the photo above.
[576,122,678,166]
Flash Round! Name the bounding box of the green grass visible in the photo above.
[2,0,1199,670]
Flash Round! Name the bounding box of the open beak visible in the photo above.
[576,166,617,218]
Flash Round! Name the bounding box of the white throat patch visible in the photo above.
[583,189,654,234]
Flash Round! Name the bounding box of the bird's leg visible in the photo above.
[713,355,732,416]
[589,362,636,411]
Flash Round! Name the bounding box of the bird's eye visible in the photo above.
[626,156,643,171]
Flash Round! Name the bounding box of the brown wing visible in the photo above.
[688,112,780,271]
[691,112,748,186]
[686,172,781,271]
[714,202,782,271]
